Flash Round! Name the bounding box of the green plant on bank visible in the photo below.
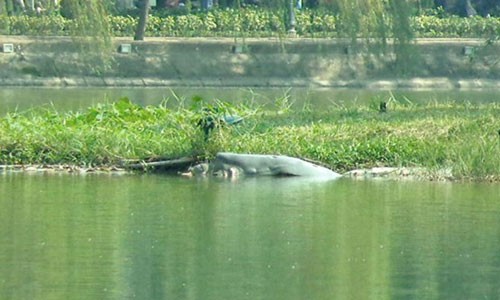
[0,96,499,181]
[1,10,499,38]
[1,99,187,165]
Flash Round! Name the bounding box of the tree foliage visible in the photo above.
[64,0,114,75]
[330,0,417,74]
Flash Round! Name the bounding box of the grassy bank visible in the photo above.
[1,96,499,181]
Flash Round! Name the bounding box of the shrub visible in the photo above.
[3,9,499,38]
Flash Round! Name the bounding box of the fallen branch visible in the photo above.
[121,156,196,171]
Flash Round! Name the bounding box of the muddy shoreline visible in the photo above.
[0,163,458,182]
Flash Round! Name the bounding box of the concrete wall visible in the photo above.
[0,36,499,88]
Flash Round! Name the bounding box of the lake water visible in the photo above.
[1,173,500,299]
[1,87,499,114]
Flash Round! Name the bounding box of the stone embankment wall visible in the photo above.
[0,36,499,88]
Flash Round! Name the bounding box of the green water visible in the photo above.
[1,87,499,114]
[1,173,499,299]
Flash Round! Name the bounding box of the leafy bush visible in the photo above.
[1,10,499,38]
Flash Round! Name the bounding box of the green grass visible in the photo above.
[1,96,499,181]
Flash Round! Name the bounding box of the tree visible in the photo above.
[331,0,417,74]
[389,0,418,74]
[62,0,114,75]
[134,0,150,40]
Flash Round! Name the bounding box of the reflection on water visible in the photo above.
[1,173,500,299]
[1,87,499,114]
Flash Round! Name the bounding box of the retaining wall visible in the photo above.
[1,36,499,88]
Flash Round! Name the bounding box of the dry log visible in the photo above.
[122,156,196,170]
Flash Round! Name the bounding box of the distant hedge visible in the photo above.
[1,9,499,38]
